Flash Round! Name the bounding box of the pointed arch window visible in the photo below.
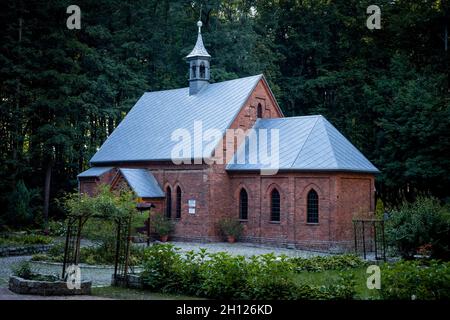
[239,188,248,220]
[191,65,196,78]
[307,189,319,223]
[165,186,172,219]
[257,103,263,118]
[176,186,182,219]
[270,188,280,222]
[199,63,206,78]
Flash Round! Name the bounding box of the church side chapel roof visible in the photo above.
[119,168,165,198]
[226,115,380,173]
[90,74,263,164]
[77,166,113,178]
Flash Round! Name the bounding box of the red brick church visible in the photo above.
[78,20,379,251]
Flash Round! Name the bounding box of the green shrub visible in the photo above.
[217,217,243,239]
[151,214,174,237]
[385,197,450,259]
[13,261,33,279]
[140,244,357,300]
[381,260,450,300]
[20,234,53,245]
[290,254,365,272]
[243,254,297,299]
[0,233,52,246]
[47,220,66,237]
[198,251,248,299]
[31,253,50,261]
[141,244,183,292]
[12,261,59,281]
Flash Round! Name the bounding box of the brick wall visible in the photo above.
[227,171,375,252]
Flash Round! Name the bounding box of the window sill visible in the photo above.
[305,223,319,226]
[239,219,248,223]
[269,221,281,224]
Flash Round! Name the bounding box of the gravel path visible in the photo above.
[0,255,115,288]
[147,241,330,258]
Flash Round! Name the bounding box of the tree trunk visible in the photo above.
[43,161,52,233]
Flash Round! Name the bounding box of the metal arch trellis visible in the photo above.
[353,218,386,261]
[61,214,133,285]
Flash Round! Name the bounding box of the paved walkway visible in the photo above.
[0,255,115,288]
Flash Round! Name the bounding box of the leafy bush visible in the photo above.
[198,252,248,299]
[140,244,183,292]
[12,261,59,281]
[47,220,66,237]
[243,254,297,299]
[217,217,244,239]
[381,260,450,300]
[385,197,450,259]
[0,233,53,247]
[140,244,356,300]
[290,254,366,272]
[13,261,33,279]
[151,214,174,237]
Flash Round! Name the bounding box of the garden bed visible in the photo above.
[9,275,91,296]
[0,244,52,257]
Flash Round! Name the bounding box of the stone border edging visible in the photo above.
[0,244,52,257]
[8,275,91,296]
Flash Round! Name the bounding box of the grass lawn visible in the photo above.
[294,267,381,300]
[91,286,205,300]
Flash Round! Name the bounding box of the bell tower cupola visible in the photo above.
[186,20,211,95]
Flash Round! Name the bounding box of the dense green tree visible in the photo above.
[0,0,448,228]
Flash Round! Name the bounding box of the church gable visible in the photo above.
[228,77,284,132]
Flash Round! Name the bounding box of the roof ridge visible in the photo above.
[259,115,322,122]
[290,116,320,169]
[319,117,339,168]
[144,74,263,95]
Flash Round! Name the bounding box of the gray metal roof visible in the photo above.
[119,168,164,198]
[77,167,113,178]
[226,115,380,173]
[186,33,211,58]
[90,74,263,164]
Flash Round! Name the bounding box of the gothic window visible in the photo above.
[191,65,196,78]
[176,186,182,219]
[199,63,206,78]
[239,188,248,220]
[257,103,263,118]
[165,186,172,219]
[307,189,319,223]
[270,188,280,222]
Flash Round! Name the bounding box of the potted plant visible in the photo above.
[218,218,243,243]
[152,214,174,242]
